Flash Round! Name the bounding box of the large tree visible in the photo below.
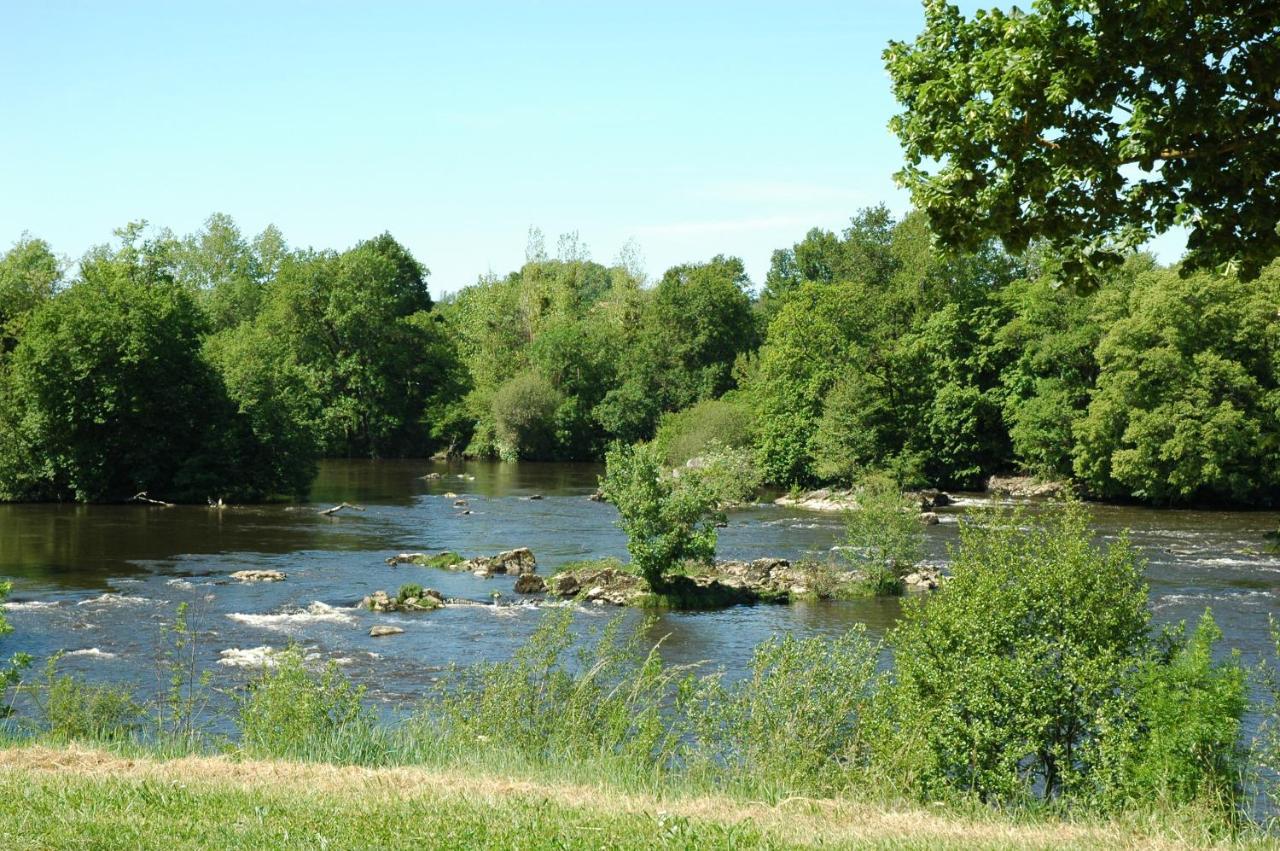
[886,1,1280,282]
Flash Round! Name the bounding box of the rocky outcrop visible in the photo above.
[230,569,286,582]
[386,551,465,568]
[548,558,864,608]
[465,547,537,577]
[903,567,946,591]
[513,573,546,594]
[361,587,444,613]
[773,488,858,512]
[777,487,954,515]
[986,475,1069,499]
[369,625,404,637]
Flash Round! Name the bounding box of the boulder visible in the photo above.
[908,489,953,509]
[369,625,404,637]
[465,547,538,577]
[514,573,546,594]
[230,569,286,582]
[551,573,580,596]
[361,588,444,613]
[986,475,1068,499]
[919,512,940,526]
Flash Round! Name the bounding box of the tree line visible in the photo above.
[1,209,1277,505]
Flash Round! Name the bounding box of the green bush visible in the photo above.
[681,444,763,508]
[600,442,721,589]
[491,371,563,461]
[881,502,1150,803]
[0,581,31,715]
[33,655,141,742]
[651,397,753,466]
[684,626,882,795]
[839,474,923,595]
[237,647,378,762]
[1096,613,1245,811]
[422,610,686,777]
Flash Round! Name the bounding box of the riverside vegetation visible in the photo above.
[4,505,1280,847]
[2,209,1280,509]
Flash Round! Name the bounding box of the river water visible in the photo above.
[2,460,1279,716]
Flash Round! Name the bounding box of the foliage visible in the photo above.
[0,582,31,716]
[0,235,61,356]
[30,655,142,742]
[600,442,721,589]
[0,238,306,503]
[156,600,213,749]
[684,626,882,794]
[243,234,461,458]
[491,370,563,461]
[651,396,753,466]
[751,210,1020,487]
[885,1,1280,283]
[423,611,687,775]
[1096,613,1245,812]
[680,444,763,508]
[237,646,375,761]
[840,474,923,595]
[882,503,1150,803]
[1073,265,1280,504]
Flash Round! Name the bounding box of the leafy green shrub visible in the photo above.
[839,474,922,595]
[684,626,882,794]
[881,502,1150,803]
[680,444,763,508]
[0,581,31,715]
[396,583,425,603]
[421,610,688,777]
[651,397,753,466]
[491,371,563,461]
[600,442,721,589]
[237,646,377,762]
[1097,613,1245,811]
[33,655,141,742]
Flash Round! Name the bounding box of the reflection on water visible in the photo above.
[2,459,1279,717]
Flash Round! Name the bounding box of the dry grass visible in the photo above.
[0,744,1244,849]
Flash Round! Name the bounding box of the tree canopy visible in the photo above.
[886,1,1280,282]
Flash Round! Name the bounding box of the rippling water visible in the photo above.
[2,460,1278,717]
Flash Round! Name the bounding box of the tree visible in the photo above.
[248,234,458,457]
[0,236,61,355]
[491,371,563,461]
[884,503,1151,802]
[886,2,1280,282]
[0,244,308,502]
[599,442,721,590]
[1072,264,1280,504]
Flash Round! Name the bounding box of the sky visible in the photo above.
[1,1,1186,295]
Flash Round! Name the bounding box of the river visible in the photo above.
[2,459,1278,716]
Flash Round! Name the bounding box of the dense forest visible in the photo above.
[1,210,1277,506]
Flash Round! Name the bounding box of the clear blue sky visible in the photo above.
[1,1,1184,294]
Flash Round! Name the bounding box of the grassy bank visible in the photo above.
[0,744,1258,850]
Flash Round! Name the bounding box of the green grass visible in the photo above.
[0,745,1261,850]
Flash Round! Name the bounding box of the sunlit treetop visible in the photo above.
[885,1,1280,284]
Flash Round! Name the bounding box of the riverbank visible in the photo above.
[0,744,1256,850]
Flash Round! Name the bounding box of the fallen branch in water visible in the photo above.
[319,501,366,516]
[129,492,174,507]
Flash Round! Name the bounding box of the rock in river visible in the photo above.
[513,573,546,594]
[369,625,404,637]
[230,569,286,582]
